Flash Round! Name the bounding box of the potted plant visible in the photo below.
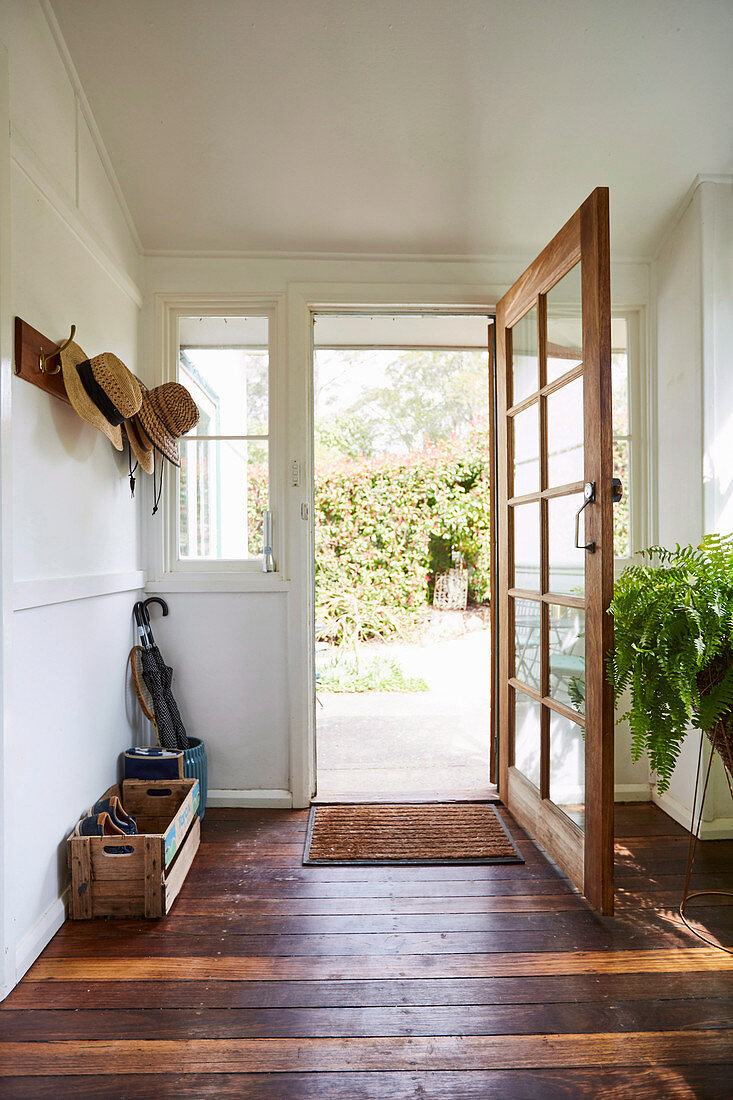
[608,532,733,793]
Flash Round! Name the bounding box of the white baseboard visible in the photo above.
[13,890,68,993]
[207,788,293,809]
[614,783,652,802]
[653,788,733,839]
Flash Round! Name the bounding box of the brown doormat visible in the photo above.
[303,803,524,866]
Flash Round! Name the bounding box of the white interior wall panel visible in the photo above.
[0,0,143,997]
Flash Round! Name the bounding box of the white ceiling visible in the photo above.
[50,0,733,259]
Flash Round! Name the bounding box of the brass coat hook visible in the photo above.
[39,324,76,375]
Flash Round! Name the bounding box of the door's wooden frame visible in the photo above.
[495,188,614,913]
[488,320,498,787]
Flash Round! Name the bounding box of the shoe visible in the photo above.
[88,795,138,835]
[74,810,128,837]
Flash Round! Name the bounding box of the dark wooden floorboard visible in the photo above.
[1,802,731,1093]
[3,1067,732,1099]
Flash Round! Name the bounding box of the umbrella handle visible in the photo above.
[141,596,169,647]
[143,597,169,619]
[133,601,152,648]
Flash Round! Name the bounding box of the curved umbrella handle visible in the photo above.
[141,596,169,648]
[143,596,169,619]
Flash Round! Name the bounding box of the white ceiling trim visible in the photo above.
[141,247,653,266]
[40,0,143,254]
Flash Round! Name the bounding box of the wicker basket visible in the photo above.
[433,568,469,611]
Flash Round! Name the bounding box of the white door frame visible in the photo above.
[285,281,504,807]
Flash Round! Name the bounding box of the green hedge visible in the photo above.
[248,426,491,643]
[314,427,491,643]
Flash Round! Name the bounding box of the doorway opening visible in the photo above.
[312,311,495,801]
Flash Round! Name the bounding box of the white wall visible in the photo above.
[141,254,650,807]
[701,178,733,831]
[652,176,733,837]
[0,1,144,998]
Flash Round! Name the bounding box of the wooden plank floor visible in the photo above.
[1,802,732,1097]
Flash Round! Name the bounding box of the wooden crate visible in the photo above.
[67,778,200,919]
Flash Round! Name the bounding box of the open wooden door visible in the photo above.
[495,188,614,913]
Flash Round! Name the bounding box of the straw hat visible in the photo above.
[136,382,199,467]
[124,415,154,475]
[60,341,142,450]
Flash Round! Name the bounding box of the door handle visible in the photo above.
[575,482,596,553]
[574,479,623,554]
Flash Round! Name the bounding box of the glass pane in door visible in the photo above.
[548,492,586,597]
[513,502,540,590]
[546,264,582,383]
[513,597,541,691]
[512,403,539,496]
[549,710,585,829]
[547,376,584,487]
[514,689,541,789]
[549,605,585,713]
[511,306,538,404]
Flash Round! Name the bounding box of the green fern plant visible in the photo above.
[608,533,733,794]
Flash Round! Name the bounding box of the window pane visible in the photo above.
[547,376,584,487]
[549,605,585,714]
[179,315,269,436]
[512,402,539,496]
[548,492,585,596]
[179,439,268,560]
[514,689,541,790]
[511,306,538,404]
[513,502,540,591]
[546,265,582,383]
[549,709,585,830]
[513,597,541,691]
[613,438,631,557]
[612,324,629,435]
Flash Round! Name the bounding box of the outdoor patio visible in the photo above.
[316,616,492,799]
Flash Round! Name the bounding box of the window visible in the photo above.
[611,317,632,559]
[174,312,272,568]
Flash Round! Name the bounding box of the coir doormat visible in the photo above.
[303,802,524,866]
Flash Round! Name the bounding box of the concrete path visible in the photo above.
[316,628,491,798]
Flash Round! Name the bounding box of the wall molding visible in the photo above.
[146,575,290,595]
[207,789,293,809]
[653,787,733,840]
[12,889,67,995]
[39,0,143,256]
[14,570,146,611]
[614,783,652,803]
[10,127,143,309]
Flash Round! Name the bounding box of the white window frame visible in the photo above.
[613,306,649,566]
[147,293,286,591]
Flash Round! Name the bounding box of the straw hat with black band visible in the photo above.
[60,341,142,450]
[124,381,155,475]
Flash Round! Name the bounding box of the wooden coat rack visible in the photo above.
[14,317,74,406]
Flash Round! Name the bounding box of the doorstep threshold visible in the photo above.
[311,787,500,805]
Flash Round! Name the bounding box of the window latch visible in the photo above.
[263,510,275,573]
